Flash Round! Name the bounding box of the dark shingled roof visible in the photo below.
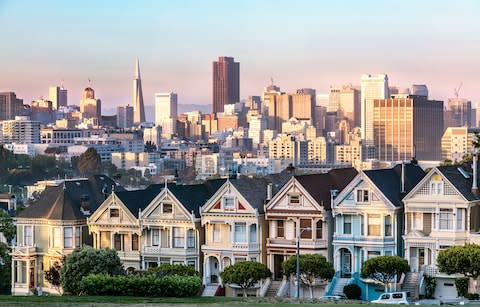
[114,186,162,218]
[230,178,269,213]
[437,164,480,201]
[295,167,358,210]
[364,163,425,206]
[17,175,123,220]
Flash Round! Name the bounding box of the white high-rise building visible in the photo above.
[155,92,178,137]
[248,114,267,148]
[360,74,389,142]
[48,85,68,109]
[1,116,41,144]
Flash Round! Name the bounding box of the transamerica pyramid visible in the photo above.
[133,58,145,124]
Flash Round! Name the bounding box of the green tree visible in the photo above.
[0,210,16,245]
[220,261,271,297]
[0,243,11,294]
[437,244,480,279]
[76,148,102,176]
[360,256,409,291]
[44,260,64,294]
[61,246,124,295]
[283,254,334,298]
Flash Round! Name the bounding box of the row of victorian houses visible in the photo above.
[9,161,480,300]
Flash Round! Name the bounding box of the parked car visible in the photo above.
[372,292,411,305]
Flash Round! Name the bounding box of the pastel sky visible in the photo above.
[1,0,479,111]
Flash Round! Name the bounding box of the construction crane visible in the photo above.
[454,82,463,99]
[453,82,465,125]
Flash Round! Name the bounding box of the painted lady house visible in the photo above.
[264,168,357,298]
[11,175,121,295]
[403,160,480,300]
[328,163,425,300]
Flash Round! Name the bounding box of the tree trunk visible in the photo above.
[243,288,247,297]
[309,285,313,299]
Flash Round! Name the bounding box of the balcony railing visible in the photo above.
[267,238,328,248]
[12,246,37,255]
[142,246,197,256]
[116,250,141,260]
[201,242,260,252]
[333,235,395,243]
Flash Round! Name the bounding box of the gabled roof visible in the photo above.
[436,164,480,202]
[132,179,227,218]
[17,175,123,220]
[363,164,425,207]
[294,167,358,210]
[229,178,269,213]
[114,185,162,218]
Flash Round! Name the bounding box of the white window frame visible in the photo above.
[343,215,352,235]
[223,196,235,211]
[356,189,369,203]
[64,227,73,248]
[430,181,444,195]
[52,227,61,248]
[187,229,195,248]
[162,203,173,215]
[75,226,81,247]
[456,208,465,230]
[23,226,33,247]
[152,228,160,246]
[234,222,247,243]
[412,212,423,230]
[439,208,453,230]
[384,215,393,237]
[288,193,301,205]
[368,214,381,236]
[173,227,185,248]
[212,224,221,242]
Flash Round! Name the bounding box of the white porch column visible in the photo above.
[230,223,235,244]
[203,256,210,284]
[312,218,317,240]
[184,227,188,249]
[26,260,30,292]
[271,220,277,238]
[246,223,251,243]
[170,226,173,248]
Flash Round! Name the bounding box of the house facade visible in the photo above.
[201,178,272,285]
[11,175,120,295]
[264,168,358,281]
[330,163,424,300]
[403,164,480,299]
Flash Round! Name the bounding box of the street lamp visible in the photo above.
[296,227,312,299]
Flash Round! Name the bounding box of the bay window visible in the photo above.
[64,227,73,248]
[173,227,185,248]
[368,214,381,236]
[439,208,453,230]
[24,226,33,246]
[234,222,247,242]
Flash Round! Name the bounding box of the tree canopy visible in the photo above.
[0,210,15,245]
[148,263,200,277]
[283,254,334,298]
[437,244,480,279]
[220,261,271,297]
[360,256,409,290]
[77,148,102,176]
[61,246,124,295]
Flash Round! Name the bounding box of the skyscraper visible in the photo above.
[373,94,443,161]
[361,74,389,142]
[212,56,239,113]
[155,92,178,137]
[0,92,24,120]
[117,105,134,129]
[133,59,145,124]
[49,85,68,109]
[445,98,472,127]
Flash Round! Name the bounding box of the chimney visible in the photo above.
[401,162,406,194]
[472,154,478,194]
[266,183,273,201]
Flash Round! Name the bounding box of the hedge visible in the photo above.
[79,273,202,297]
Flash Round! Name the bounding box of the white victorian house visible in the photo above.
[330,163,425,301]
[403,163,480,299]
[201,178,271,286]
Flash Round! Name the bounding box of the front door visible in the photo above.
[274,254,284,280]
[341,249,352,277]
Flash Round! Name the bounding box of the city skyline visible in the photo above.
[1,0,479,109]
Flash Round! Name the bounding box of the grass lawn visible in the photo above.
[0,295,373,306]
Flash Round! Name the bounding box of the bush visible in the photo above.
[61,246,124,295]
[79,273,202,297]
[343,283,361,299]
[424,275,436,299]
[455,277,469,298]
[147,263,199,277]
[466,293,480,300]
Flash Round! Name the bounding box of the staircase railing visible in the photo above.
[259,277,271,297]
[277,276,289,297]
[326,271,341,296]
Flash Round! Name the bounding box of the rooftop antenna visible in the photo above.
[454,82,464,125]
[61,78,65,88]
[270,77,274,86]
